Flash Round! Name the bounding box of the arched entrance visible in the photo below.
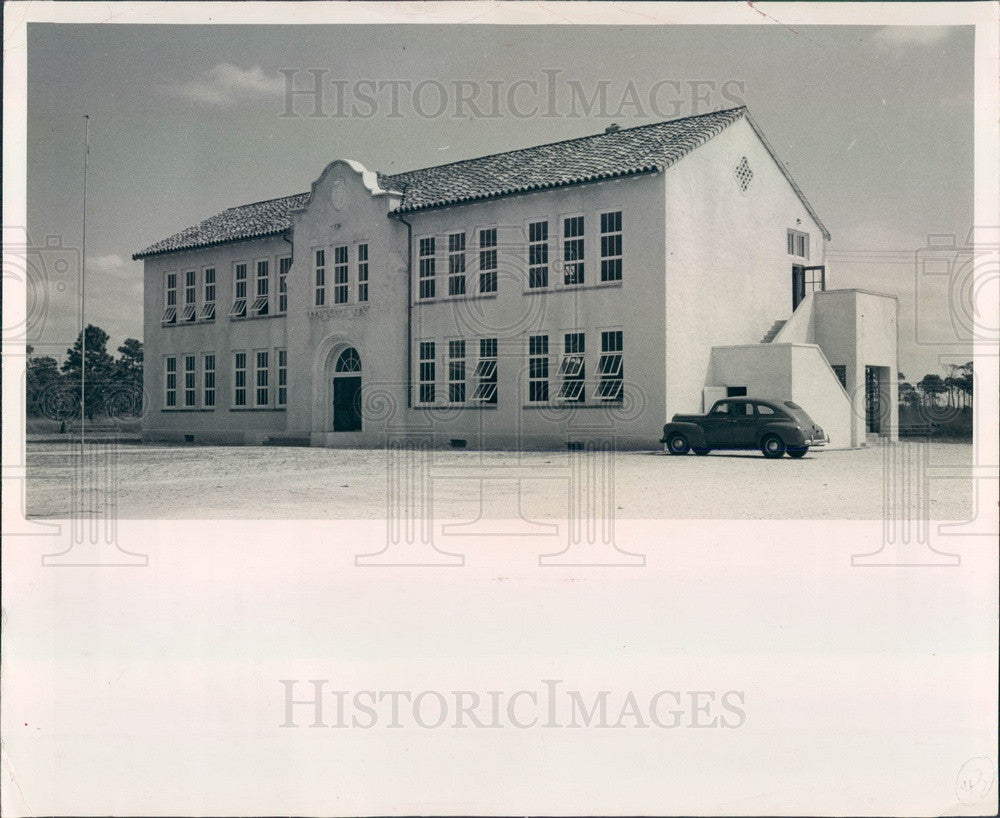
[332,347,362,431]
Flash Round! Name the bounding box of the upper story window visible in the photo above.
[277,257,291,314]
[181,271,197,321]
[563,216,585,286]
[478,228,498,294]
[314,249,326,307]
[600,211,622,283]
[251,260,270,317]
[357,244,369,303]
[333,245,349,304]
[448,233,466,297]
[202,268,216,321]
[230,262,248,318]
[528,221,549,290]
[418,237,436,300]
[787,229,809,259]
[162,273,178,324]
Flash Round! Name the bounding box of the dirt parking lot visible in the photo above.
[24,440,974,520]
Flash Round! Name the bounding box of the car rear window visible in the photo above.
[783,401,803,412]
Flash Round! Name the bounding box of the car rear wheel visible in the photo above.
[761,435,786,459]
[666,434,690,455]
[788,447,808,459]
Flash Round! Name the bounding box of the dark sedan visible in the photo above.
[660,398,829,458]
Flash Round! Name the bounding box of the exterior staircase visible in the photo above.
[760,319,786,343]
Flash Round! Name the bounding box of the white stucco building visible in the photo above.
[135,106,898,450]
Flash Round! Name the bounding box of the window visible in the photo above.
[183,355,197,407]
[233,351,247,407]
[418,237,436,300]
[600,211,622,282]
[735,156,753,192]
[528,220,549,289]
[528,334,549,402]
[756,403,775,416]
[710,402,730,416]
[314,249,327,306]
[164,356,177,407]
[479,228,497,294]
[418,341,436,403]
[277,257,291,313]
[230,263,247,318]
[251,260,270,316]
[446,233,466,296]
[563,216,585,285]
[787,229,809,259]
[182,271,197,321]
[162,273,177,323]
[254,350,269,407]
[276,348,288,408]
[357,244,369,302]
[203,353,216,408]
[596,330,623,402]
[448,340,466,403]
[473,338,498,404]
[558,332,585,402]
[201,268,216,320]
[333,245,349,304]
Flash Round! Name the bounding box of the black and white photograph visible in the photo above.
[2,2,998,815]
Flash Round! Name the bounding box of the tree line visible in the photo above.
[898,362,973,411]
[26,325,143,421]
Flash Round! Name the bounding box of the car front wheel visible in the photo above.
[666,434,690,455]
[761,435,786,459]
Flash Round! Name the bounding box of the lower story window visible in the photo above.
[183,355,197,407]
[165,356,177,408]
[596,330,623,401]
[473,338,498,404]
[203,353,216,408]
[255,350,269,407]
[528,334,549,402]
[419,341,436,404]
[448,340,466,403]
[558,332,585,402]
[233,352,247,407]
[277,348,288,407]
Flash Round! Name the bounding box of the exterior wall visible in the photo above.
[811,289,899,444]
[142,234,292,444]
[398,173,667,449]
[709,343,852,448]
[664,116,827,417]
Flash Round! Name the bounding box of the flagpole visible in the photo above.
[81,114,89,445]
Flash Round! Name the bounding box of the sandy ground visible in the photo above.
[24,439,974,520]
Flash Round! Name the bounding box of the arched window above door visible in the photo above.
[335,347,361,373]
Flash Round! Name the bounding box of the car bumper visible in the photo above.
[802,434,830,447]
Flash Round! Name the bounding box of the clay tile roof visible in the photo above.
[134,107,827,259]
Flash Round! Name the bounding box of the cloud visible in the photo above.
[87,253,127,275]
[872,26,954,50]
[161,63,285,107]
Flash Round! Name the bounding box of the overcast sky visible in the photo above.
[26,23,973,379]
